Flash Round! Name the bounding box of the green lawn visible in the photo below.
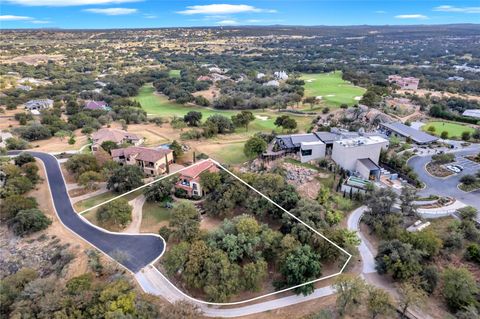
[169,69,181,78]
[300,71,365,108]
[208,142,249,165]
[423,121,475,139]
[75,189,143,213]
[142,202,172,225]
[133,84,312,134]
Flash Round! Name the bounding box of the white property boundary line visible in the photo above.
[77,157,352,306]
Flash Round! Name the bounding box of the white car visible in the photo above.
[445,165,461,173]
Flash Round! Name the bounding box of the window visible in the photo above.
[301,149,312,156]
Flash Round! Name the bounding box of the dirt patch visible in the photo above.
[192,85,220,101]
[60,163,77,184]
[1,54,64,65]
[28,129,88,152]
[199,215,223,231]
[425,162,453,178]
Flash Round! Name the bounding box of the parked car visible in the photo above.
[445,165,461,173]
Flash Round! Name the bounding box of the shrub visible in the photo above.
[8,209,51,236]
[96,198,132,227]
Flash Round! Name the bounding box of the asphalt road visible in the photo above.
[407,146,480,212]
[8,151,165,273]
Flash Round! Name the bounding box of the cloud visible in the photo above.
[4,0,141,6]
[30,20,51,24]
[433,5,480,14]
[216,19,239,26]
[395,14,429,19]
[177,4,276,15]
[84,8,138,15]
[0,14,32,21]
[375,10,386,14]
[143,14,156,19]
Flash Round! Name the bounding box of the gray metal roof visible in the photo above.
[276,133,320,149]
[380,122,438,144]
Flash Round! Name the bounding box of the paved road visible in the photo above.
[407,147,480,212]
[8,151,165,273]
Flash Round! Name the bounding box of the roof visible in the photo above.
[277,133,321,149]
[462,109,480,119]
[112,146,171,163]
[85,100,108,110]
[357,158,380,170]
[179,159,218,179]
[335,135,388,148]
[92,128,140,145]
[314,131,342,144]
[380,122,438,144]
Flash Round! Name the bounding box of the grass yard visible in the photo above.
[423,121,476,139]
[168,69,181,78]
[199,141,249,165]
[300,71,365,108]
[141,202,172,232]
[74,189,143,213]
[133,84,312,135]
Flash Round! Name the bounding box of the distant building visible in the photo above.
[176,159,219,197]
[24,99,53,112]
[447,76,464,82]
[84,100,109,111]
[274,71,289,80]
[16,85,31,91]
[197,75,213,82]
[263,80,280,87]
[256,72,265,79]
[92,128,142,151]
[379,122,438,144]
[387,75,419,90]
[462,109,480,119]
[111,146,173,176]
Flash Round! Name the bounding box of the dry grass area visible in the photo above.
[0,54,64,65]
[28,160,91,279]
[399,88,480,102]
[29,128,89,152]
[192,86,220,101]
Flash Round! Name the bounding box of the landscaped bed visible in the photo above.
[458,181,480,192]
[425,162,453,178]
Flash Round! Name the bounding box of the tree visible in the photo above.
[163,241,191,276]
[184,111,203,126]
[242,259,268,291]
[279,245,322,295]
[334,274,366,317]
[231,111,255,131]
[405,229,442,259]
[78,171,103,190]
[0,195,38,221]
[400,187,417,217]
[8,209,51,236]
[440,131,448,139]
[204,115,235,134]
[375,240,423,280]
[170,201,200,241]
[107,165,144,193]
[398,281,427,318]
[419,266,438,294]
[5,137,29,150]
[367,286,393,319]
[427,126,436,133]
[199,171,221,193]
[96,198,132,227]
[461,131,471,141]
[442,267,478,312]
[100,140,118,154]
[14,153,34,167]
[460,174,477,186]
[144,177,174,202]
[65,154,100,178]
[169,140,183,160]
[243,136,267,158]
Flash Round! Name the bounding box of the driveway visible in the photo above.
[8,151,165,273]
[408,147,480,213]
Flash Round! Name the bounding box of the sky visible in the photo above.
[0,0,479,29]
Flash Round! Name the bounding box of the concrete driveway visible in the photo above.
[8,151,165,273]
[407,146,480,213]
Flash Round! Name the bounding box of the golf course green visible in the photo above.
[300,71,365,108]
[423,121,476,139]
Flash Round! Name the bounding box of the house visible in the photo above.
[111,146,173,176]
[387,75,419,90]
[84,100,109,111]
[176,159,219,197]
[24,99,53,112]
[379,122,438,144]
[91,128,142,151]
[269,131,388,179]
[263,80,280,87]
[331,136,389,180]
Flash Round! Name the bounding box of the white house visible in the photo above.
[24,99,53,112]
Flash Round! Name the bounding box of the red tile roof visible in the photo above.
[112,146,172,163]
[179,159,218,179]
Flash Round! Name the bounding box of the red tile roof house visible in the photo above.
[84,100,110,111]
[91,128,143,151]
[176,159,219,197]
[111,146,173,176]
